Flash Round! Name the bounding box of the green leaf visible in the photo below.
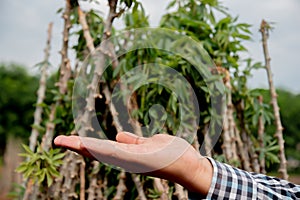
[52,152,65,161]
[266,145,280,152]
[122,0,133,8]
[166,0,176,10]
[16,164,28,173]
[266,152,280,163]
[21,144,34,156]
[56,7,64,14]
[24,166,35,179]
[46,171,53,187]
[48,165,60,177]
[38,169,46,184]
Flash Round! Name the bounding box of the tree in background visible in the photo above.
[278,90,300,173]
[260,89,300,174]
[0,64,38,155]
[0,63,38,198]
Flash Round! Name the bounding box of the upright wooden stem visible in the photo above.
[77,2,129,199]
[132,174,147,200]
[113,171,127,200]
[219,67,238,163]
[80,159,86,200]
[41,0,72,152]
[174,183,188,200]
[23,22,53,200]
[257,96,266,174]
[260,19,288,180]
[29,22,53,151]
[236,100,259,172]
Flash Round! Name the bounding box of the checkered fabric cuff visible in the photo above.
[205,157,257,199]
[204,157,300,200]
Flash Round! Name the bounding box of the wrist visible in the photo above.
[177,150,213,196]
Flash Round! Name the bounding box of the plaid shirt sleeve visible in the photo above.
[201,157,300,200]
[191,158,300,200]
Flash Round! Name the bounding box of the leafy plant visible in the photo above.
[16,144,64,187]
[256,135,280,169]
[7,183,25,200]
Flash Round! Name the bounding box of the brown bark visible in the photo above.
[0,137,23,198]
[227,89,239,162]
[77,2,129,199]
[44,3,77,199]
[41,104,55,151]
[78,7,95,53]
[260,19,288,180]
[192,134,201,154]
[247,136,260,173]
[87,161,104,200]
[216,67,253,170]
[174,183,188,200]
[236,101,251,169]
[222,73,239,163]
[257,96,266,174]
[29,22,53,151]
[41,0,72,151]
[57,0,72,95]
[80,159,86,200]
[24,22,53,200]
[113,171,127,200]
[77,5,109,136]
[203,124,212,157]
[234,126,251,171]
[61,151,81,200]
[153,178,169,200]
[132,174,147,200]
[236,100,259,172]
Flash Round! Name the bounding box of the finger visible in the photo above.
[55,135,152,172]
[116,132,146,144]
[54,135,95,159]
[54,135,80,149]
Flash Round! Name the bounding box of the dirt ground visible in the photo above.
[0,137,23,200]
[289,176,300,184]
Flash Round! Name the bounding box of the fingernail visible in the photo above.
[54,136,61,145]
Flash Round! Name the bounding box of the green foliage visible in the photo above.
[254,134,280,168]
[260,89,300,173]
[0,63,38,156]
[160,0,251,68]
[71,0,282,168]
[123,1,148,28]
[7,183,25,200]
[147,188,162,199]
[16,144,64,187]
[156,0,286,170]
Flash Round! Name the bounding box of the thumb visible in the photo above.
[116,132,146,144]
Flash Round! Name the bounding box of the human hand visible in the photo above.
[54,132,212,195]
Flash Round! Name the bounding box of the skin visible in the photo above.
[54,132,213,197]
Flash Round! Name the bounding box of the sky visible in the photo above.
[0,0,300,93]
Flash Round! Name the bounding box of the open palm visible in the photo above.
[54,132,212,195]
